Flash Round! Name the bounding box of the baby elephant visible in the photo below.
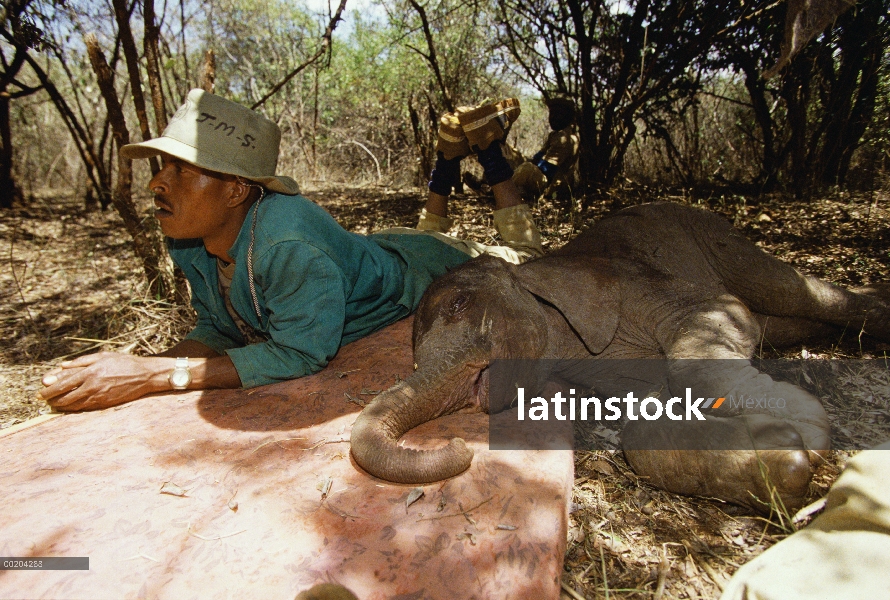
[351,202,889,512]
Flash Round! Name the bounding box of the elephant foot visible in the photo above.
[623,414,818,513]
[295,583,359,600]
[625,447,812,514]
[848,284,890,341]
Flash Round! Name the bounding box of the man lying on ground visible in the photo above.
[39,90,541,411]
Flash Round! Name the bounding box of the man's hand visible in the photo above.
[39,352,174,412]
[38,346,242,412]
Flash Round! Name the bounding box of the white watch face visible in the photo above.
[170,369,191,388]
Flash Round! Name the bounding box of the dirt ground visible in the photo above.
[2,184,889,599]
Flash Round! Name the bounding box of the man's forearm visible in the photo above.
[156,340,243,390]
[40,344,243,412]
[187,355,243,390]
[155,341,243,390]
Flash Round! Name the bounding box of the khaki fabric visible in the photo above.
[541,125,580,169]
[512,162,548,202]
[509,125,580,202]
[121,89,300,195]
[492,203,544,259]
[501,143,526,170]
[416,208,455,233]
[458,98,521,151]
[379,227,530,265]
[720,442,890,600]
[435,111,471,160]
[400,203,544,265]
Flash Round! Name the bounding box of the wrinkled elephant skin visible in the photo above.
[351,202,890,512]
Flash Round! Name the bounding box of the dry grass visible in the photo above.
[1,184,888,598]
[0,191,193,427]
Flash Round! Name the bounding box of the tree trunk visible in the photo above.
[816,0,884,186]
[0,92,18,209]
[408,98,432,187]
[592,0,649,194]
[85,34,180,301]
[407,0,454,113]
[566,0,600,199]
[22,53,113,209]
[111,0,159,176]
[143,0,169,134]
[0,44,43,209]
[740,56,778,191]
[782,56,814,198]
[199,49,216,93]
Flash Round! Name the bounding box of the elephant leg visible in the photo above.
[753,314,837,348]
[663,298,829,453]
[703,226,890,340]
[630,295,830,512]
[623,416,813,513]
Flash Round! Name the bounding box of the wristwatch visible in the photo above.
[168,357,192,390]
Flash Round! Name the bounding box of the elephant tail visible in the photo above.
[350,379,475,484]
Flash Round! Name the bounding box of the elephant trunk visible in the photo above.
[350,373,476,484]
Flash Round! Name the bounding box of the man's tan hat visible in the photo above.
[121,89,300,195]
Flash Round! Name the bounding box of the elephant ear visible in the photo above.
[514,256,620,354]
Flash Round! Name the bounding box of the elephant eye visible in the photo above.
[446,293,471,318]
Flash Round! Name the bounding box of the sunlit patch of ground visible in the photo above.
[1,184,888,598]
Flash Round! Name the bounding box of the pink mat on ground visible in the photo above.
[0,318,572,600]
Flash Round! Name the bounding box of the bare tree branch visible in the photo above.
[85,32,177,301]
[407,0,453,112]
[199,48,215,93]
[251,0,348,110]
[16,47,108,204]
[112,0,159,175]
[144,0,168,133]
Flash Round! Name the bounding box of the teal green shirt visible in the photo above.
[169,193,470,388]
